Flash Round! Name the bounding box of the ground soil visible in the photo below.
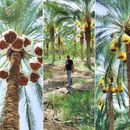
[44,63,94,130]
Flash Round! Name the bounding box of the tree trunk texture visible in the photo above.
[92,40,94,57]
[108,84,114,130]
[80,31,84,61]
[50,27,55,64]
[125,27,130,36]
[126,44,130,117]
[85,20,91,65]
[2,52,21,130]
[58,35,61,60]
[74,44,77,58]
[46,43,49,57]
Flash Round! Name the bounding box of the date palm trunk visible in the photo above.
[80,31,84,61]
[85,20,91,65]
[126,44,130,117]
[58,35,61,60]
[92,40,94,57]
[46,43,49,57]
[50,27,55,64]
[2,52,21,130]
[74,43,77,58]
[108,84,114,130]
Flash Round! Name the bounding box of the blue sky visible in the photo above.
[96,2,107,16]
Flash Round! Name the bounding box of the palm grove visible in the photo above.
[0,0,43,130]
[96,0,130,130]
[44,0,95,130]
[44,0,95,65]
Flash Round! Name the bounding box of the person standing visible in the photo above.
[64,55,74,86]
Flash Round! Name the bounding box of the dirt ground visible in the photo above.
[44,63,94,130]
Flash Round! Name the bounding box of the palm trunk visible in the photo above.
[125,28,130,36]
[108,84,114,130]
[50,27,55,64]
[46,43,49,57]
[74,43,77,59]
[80,31,84,61]
[2,52,21,130]
[92,40,94,57]
[126,44,130,117]
[58,35,61,60]
[85,20,91,65]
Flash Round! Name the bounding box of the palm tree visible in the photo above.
[95,51,129,130]
[44,1,70,64]
[0,0,43,129]
[96,0,130,129]
[57,29,65,60]
[44,0,84,63]
[61,0,95,64]
[45,0,95,64]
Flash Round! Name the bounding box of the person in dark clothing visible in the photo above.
[64,55,74,86]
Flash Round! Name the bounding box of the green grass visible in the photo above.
[44,69,53,80]
[44,43,86,64]
[47,91,94,129]
[77,125,94,130]
[45,56,90,73]
[73,78,87,84]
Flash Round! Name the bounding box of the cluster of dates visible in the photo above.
[0,30,43,86]
[99,78,124,94]
[110,33,130,63]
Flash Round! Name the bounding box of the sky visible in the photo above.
[96,3,107,16]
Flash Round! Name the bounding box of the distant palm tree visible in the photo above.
[44,1,67,64]
[44,0,95,63]
[62,0,95,64]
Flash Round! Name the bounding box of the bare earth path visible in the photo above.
[44,63,94,130]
